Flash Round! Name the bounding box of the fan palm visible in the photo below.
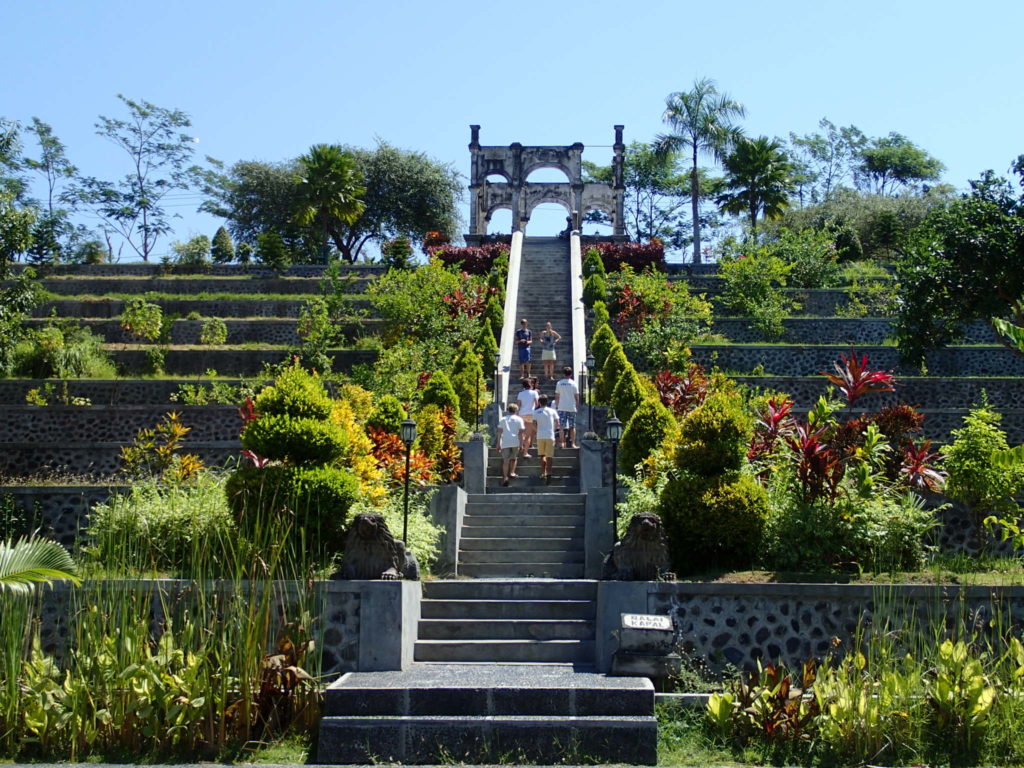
[0,536,80,593]
[656,78,746,263]
[717,136,795,231]
[294,144,366,257]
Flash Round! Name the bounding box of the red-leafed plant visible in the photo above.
[423,230,449,248]
[442,284,492,320]
[429,243,509,275]
[240,449,273,469]
[416,371,432,391]
[591,240,666,272]
[653,366,709,418]
[900,439,946,492]
[785,422,846,502]
[433,406,463,483]
[822,350,896,408]
[749,396,796,462]
[367,426,435,487]
[238,397,259,431]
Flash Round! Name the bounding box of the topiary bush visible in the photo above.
[210,226,235,264]
[366,393,407,435]
[583,247,606,279]
[590,323,618,370]
[591,300,610,328]
[618,397,678,473]
[253,363,333,420]
[610,364,647,424]
[241,414,347,465]
[594,342,628,404]
[451,340,485,423]
[658,389,766,574]
[583,272,608,308]
[482,294,503,340]
[474,320,499,365]
[420,370,460,417]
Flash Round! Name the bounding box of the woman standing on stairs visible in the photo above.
[515,318,533,378]
[540,322,561,381]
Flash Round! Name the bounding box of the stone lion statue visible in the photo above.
[337,513,420,581]
[601,512,673,581]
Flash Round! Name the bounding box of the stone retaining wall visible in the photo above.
[11,263,385,278]
[13,276,372,296]
[0,405,240,442]
[110,348,377,376]
[34,298,372,319]
[597,582,1024,675]
[714,317,996,345]
[23,318,383,346]
[0,441,238,477]
[691,344,1024,377]
[0,378,230,405]
[0,485,125,546]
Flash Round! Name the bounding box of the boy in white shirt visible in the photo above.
[516,378,539,458]
[554,366,580,449]
[496,403,526,487]
[531,395,561,483]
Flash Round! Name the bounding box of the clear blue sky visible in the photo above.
[4,0,1022,258]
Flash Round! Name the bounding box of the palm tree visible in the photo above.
[656,78,746,264]
[0,537,80,592]
[717,137,795,231]
[294,144,366,261]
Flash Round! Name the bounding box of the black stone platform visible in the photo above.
[317,663,656,764]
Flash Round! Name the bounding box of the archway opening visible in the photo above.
[525,202,571,236]
[524,167,571,184]
[486,208,513,235]
[582,208,614,238]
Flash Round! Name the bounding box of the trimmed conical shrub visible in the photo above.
[420,370,460,417]
[590,323,617,370]
[211,226,235,264]
[619,397,678,473]
[610,365,646,424]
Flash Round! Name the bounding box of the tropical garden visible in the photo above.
[1,78,1024,765]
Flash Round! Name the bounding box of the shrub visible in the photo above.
[13,320,115,379]
[210,226,235,264]
[590,323,618,370]
[674,391,752,477]
[415,403,444,462]
[380,236,414,270]
[242,414,347,465]
[87,475,236,575]
[429,243,509,275]
[591,240,666,272]
[482,294,503,340]
[120,298,163,342]
[255,231,292,273]
[199,317,228,346]
[420,370,459,417]
[773,227,841,289]
[594,342,628,404]
[619,397,678,473]
[366,393,407,435]
[169,235,211,267]
[451,340,484,423]
[659,471,767,574]
[225,464,359,559]
[591,300,610,328]
[610,364,646,424]
[719,245,796,341]
[338,383,373,421]
[583,272,608,308]
[474,320,499,366]
[253,364,333,420]
[583,247,606,278]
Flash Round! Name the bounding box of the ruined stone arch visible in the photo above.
[466,125,626,243]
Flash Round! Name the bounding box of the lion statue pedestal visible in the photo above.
[601,512,673,581]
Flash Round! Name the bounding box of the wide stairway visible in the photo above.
[318,234,656,764]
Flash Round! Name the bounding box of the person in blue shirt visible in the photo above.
[515,318,532,378]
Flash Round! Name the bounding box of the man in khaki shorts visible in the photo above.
[531,395,560,484]
[496,403,526,487]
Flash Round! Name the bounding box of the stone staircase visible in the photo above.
[318,663,656,764]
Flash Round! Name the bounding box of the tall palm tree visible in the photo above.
[655,78,745,264]
[294,144,366,260]
[0,537,80,592]
[656,78,746,264]
[717,136,795,231]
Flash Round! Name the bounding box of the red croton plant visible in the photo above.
[749,350,944,501]
[653,365,710,418]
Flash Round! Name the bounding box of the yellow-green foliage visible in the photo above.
[332,398,386,504]
[474,320,499,363]
[590,323,617,369]
[610,364,646,424]
[583,272,608,307]
[338,383,373,421]
[241,414,347,465]
[451,340,485,423]
[658,389,765,574]
[592,300,610,327]
[420,370,460,417]
[366,393,406,434]
[619,397,678,474]
[595,342,628,404]
[253,363,332,420]
[415,404,444,463]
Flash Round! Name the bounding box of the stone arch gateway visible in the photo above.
[465,125,626,242]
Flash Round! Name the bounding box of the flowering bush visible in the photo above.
[590,240,666,272]
[429,243,509,275]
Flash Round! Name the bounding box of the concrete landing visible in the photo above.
[318,663,656,764]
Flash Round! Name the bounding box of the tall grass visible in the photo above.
[0,472,326,761]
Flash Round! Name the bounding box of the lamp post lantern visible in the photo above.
[605,412,623,542]
[400,417,417,544]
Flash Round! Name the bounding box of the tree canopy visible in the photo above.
[717,136,794,230]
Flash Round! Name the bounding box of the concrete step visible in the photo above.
[458,549,584,565]
[459,524,584,538]
[317,713,656,764]
[417,618,594,641]
[462,514,583,527]
[486,456,578,468]
[464,502,585,516]
[414,638,594,664]
[460,537,581,551]
[422,579,596,601]
[420,600,596,620]
[468,491,586,504]
[457,562,586,579]
[485,482,580,494]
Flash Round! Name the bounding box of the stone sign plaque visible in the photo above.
[621,613,672,631]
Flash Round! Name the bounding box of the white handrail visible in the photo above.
[569,232,587,390]
[496,230,525,407]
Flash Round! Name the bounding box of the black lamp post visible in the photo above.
[475,363,481,432]
[400,417,417,544]
[585,352,595,430]
[605,411,623,542]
